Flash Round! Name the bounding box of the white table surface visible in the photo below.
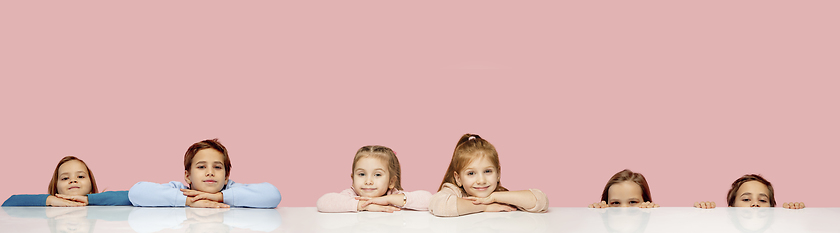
[1,206,837,233]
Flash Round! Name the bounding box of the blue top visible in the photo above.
[2,191,131,206]
[128,180,281,208]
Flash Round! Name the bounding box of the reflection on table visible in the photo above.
[1,207,838,233]
[128,207,281,232]
[597,207,651,233]
[729,207,774,233]
[2,206,130,233]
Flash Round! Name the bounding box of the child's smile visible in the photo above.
[185,148,228,193]
[473,185,490,191]
[456,156,499,198]
[352,157,394,198]
[56,160,93,196]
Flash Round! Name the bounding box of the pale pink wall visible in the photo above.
[1,1,838,207]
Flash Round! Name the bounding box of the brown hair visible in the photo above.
[48,156,99,195]
[438,134,509,194]
[351,145,402,191]
[184,138,231,179]
[600,169,652,202]
[726,174,776,207]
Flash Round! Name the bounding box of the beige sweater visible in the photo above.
[316,187,432,212]
[429,183,548,217]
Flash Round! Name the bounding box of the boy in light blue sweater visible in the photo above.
[128,139,281,208]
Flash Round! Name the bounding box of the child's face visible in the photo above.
[55,160,93,195]
[732,181,771,207]
[607,181,644,207]
[185,148,228,193]
[455,156,499,198]
[352,157,394,198]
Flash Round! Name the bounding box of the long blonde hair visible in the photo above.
[438,134,508,194]
[351,145,402,191]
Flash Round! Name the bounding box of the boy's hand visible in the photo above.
[55,194,89,204]
[588,201,609,208]
[46,195,86,207]
[694,201,716,209]
[188,199,230,208]
[484,203,516,212]
[181,189,224,203]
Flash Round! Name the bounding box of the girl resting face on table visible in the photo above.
[2,156,132,207]
[47,156,99,206]
[428,134,548,217]
[316,145,432,213]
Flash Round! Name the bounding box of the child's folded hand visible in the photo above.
[188,199,230,208]
[46,195,87,207]
[356,196,402,212]
[359,203,400,213]
[463,194,496,205]
[181,189,224,203]
[55,194,89,204]
[484,203,516,212]
[356,196,392,207]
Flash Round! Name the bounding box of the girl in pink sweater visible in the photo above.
[428,134,549,217]
[316,145,432,213]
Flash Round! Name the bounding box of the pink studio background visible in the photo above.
[1,2,838,207]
